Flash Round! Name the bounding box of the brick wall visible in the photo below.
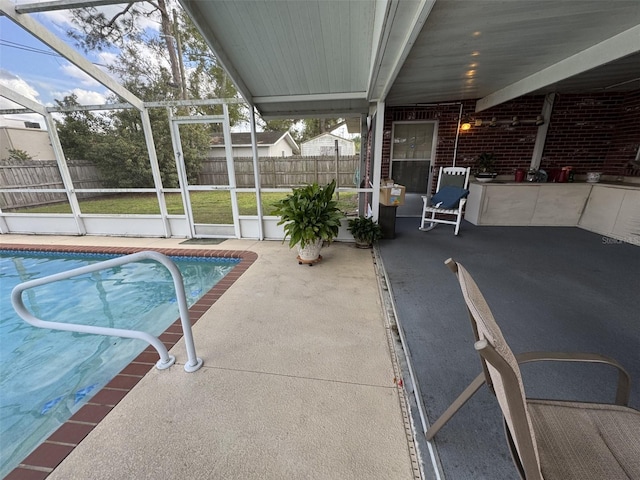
[381,91,640,182]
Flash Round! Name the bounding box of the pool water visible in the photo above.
[0,250,238,478]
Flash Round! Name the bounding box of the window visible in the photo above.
[391,121,437,193]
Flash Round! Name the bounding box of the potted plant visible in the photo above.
[474,152,498,182]
[272,179,344,265]
[347,216,383,248]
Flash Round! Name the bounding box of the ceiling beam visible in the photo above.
[375,0,436,102]
[15,0,146,14]
[476,24,640,112]
[0,0,145,111]
[253,92,368,104]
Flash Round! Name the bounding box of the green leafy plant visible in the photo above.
[347,216,383,246]
[272,180,344,248]
[475,152,497,173]
[8,149,33,161]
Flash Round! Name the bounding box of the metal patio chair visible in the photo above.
[426,258,640,480]
[419,166,470,235]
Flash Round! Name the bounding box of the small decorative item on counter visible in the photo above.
[586,172,602,183]
[558,168,568,183]
[566,166,574,182]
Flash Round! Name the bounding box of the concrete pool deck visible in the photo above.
[1,235,418,480]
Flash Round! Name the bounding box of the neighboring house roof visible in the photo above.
[210,131,300,154]
[301,132,355,145]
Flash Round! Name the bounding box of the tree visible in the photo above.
[60,3,243,187]
[68,0,184,99]
[298,118,343,143]
[54,94,109,161]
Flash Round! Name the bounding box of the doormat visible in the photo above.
[179,238,226,245]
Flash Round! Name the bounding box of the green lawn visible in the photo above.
[10,191,359,224]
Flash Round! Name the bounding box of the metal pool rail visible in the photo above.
[11,250,203,373]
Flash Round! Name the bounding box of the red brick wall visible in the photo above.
[381,91,640,183]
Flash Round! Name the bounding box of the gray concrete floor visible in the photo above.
[2,235,417,480]
[377,218,640,479]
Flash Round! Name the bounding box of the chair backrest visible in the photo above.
[449,259,543,480]
[436,166,471,191]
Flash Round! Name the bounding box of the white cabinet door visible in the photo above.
[612,190,640,242]
[579,186,625,235]
[531,184,592,225]
[481,186,539,225]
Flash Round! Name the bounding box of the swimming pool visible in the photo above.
[0,248,242,478]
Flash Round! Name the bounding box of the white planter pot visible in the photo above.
[297,239,323,263]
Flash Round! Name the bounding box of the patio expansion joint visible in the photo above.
[200,364,396,389]
[373,246,426,480]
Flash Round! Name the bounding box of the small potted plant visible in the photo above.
[474,152,498,182]
[272,179,344,265]
[347,216,383,248]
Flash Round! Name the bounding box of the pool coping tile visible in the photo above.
[1,244,257,479]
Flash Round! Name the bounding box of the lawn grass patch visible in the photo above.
[11,191,359,224]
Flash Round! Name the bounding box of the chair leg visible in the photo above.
[419,210,438,231]
[454,209,463,235]
[425,373,485,440]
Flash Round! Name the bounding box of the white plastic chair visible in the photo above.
[419,166,471,235]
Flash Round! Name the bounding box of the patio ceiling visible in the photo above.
[179,0,640,118]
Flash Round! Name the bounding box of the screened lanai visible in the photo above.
[3,0,639,241]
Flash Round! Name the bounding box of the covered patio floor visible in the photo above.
[378,218,640,479]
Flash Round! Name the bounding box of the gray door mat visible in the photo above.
[179,238,226,245]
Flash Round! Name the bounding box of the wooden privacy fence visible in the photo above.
[0,160,102,210]
[198,155,361,188]
[0,155,361,209]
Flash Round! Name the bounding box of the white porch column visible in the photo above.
[371,101,385,222]
[249,106,264,240]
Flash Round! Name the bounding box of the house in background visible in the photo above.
[0,121,55,161]
[210,131,299,157]
[300,132,356,156]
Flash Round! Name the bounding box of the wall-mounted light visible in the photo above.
[460,117,472,131]
[489,117,498,127]
[511,116,520,126]
[535,115,545,126]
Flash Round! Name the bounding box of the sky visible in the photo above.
[0,1,160,128]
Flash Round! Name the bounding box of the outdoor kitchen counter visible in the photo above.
[465,181,640,244]
[464,181,593,226]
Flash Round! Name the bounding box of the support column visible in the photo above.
[140,107,172,237]
[371,101,385,221]
[44,113,86,235]
[530,93,556,170]
[223,104,241,238]
[249,106,264,240]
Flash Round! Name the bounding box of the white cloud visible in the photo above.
[59,63,101,87]
[70,88,106,105]
[0,70,40,104]
[0,70,47,126]
[97,51,118,67]
[49,88,106,106]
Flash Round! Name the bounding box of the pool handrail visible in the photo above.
[11,250,203,373]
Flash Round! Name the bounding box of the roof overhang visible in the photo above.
[178,0,640,119]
